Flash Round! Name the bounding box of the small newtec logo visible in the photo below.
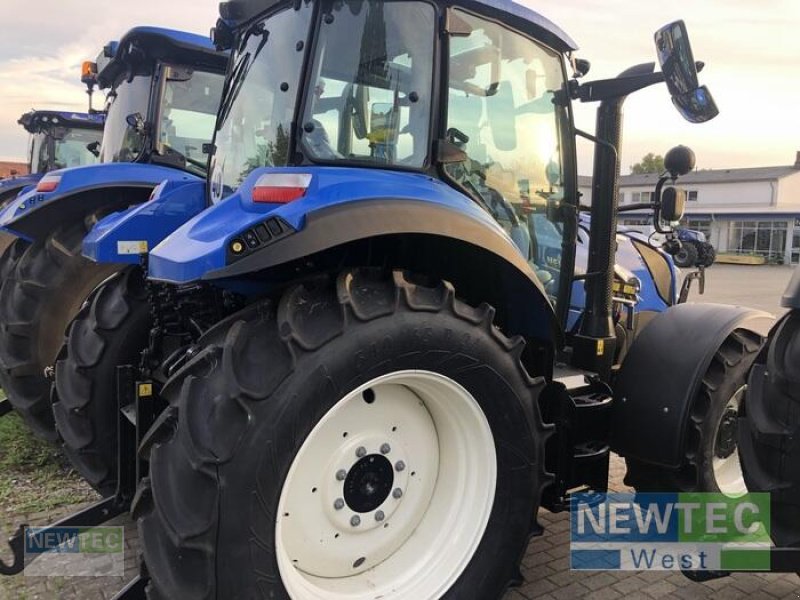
[570,493,771,571]
[23,526,124,577]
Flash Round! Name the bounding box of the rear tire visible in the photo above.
[625,330,762,494]
[137,269,550,600]
[740,312,800,546]
[52,267,152,496]
[673,242,698,268]
[0,219,118,439]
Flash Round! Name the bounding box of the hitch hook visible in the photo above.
[0,524,26,576]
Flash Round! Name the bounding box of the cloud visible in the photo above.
[0,0,216,160]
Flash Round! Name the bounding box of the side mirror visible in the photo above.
[655,20,719,123]
[126,112,147,134]
[86,141,101,158]
[660,187,686,222]
[351,86,369,140]
[369,103,399,143]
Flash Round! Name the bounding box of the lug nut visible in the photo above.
[380,443,391,455]
[336,469,347,481]
[393,488,403,499]
[375,510,385,522]
[356,446,367,458]
[334,498,345,511]
[395,460,406,472]
[351,515,361,527]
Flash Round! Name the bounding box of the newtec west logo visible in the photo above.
[570,493,771,571]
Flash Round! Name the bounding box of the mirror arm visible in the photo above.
[573,65,665,104]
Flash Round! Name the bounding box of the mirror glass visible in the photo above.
[655,21,719,123]
[661,186,686,222]
[672,85,719,124]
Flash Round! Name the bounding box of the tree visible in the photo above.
[630,153,665,174]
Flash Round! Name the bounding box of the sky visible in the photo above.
[0,0,798,174]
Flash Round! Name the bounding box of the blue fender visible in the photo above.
[148,167,507,283]
[0,163,201,241]
[0,174,41,207]
[149,166,560,344]
[83,179,206,265]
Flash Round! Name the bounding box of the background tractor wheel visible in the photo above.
[52,267,152,496]
[0,218,118,438]
[625,329,762,494]
[673,242,698,268]
[136,269,550,600]
[740,312,800,546]
[698,243,716,268]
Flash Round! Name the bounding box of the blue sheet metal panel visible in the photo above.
[83,179,206,265]
[147,165,510,283]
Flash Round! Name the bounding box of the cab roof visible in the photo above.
[219,0,577,53]
[97,26,229,89]
[17,110,105,134]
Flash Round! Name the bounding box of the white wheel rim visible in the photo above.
[276,370,497,600]
[712,386,747,497]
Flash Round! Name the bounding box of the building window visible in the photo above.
[687,190,698,202]
[630,191,654,204]
[729,220,788,263]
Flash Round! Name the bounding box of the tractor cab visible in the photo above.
[18,110,104,174]
[88,27,228,175]
[208,0,578,315]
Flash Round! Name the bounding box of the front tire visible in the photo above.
[137,269,550,599]
[624,329,762,495]
[52,267,152,496]
[0,219,118,438]
[673,242,698,268]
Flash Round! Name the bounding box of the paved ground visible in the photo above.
[1,264,798,599]
[685,264,794,317]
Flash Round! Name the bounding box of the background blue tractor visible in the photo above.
[0,109,104,210]
[0,110,104,273]
[0,27,227,440]
[26,2,776,598]
[674,226,716,268]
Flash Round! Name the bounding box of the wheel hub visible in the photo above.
[344,454,394,513]
[715,408,738,459]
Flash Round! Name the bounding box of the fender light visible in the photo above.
[252,173,312,204]
[36,175,61,193]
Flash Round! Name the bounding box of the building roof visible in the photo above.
[578,166,800,189]
[621,166,800,187]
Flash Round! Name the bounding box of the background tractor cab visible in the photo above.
[0,110,104,210]
[0,28,227,439]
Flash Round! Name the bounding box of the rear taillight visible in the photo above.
[252,173,312,204]
[36,175,61,193]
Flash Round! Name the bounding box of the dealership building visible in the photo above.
[579,153,800,265]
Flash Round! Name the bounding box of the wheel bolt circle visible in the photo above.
[334,498,345,510]
[336,469,347,481]
[393,488,403,499]
[380,443,391,455]
[395,460,406,472]
[351,515,361,527]
[356,446,367,458]
[375,510,385,522]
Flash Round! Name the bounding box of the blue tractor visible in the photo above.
[0,27,227,439]
[0,110,104,271]
[0,110,104,210]
[2,1,783,595]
